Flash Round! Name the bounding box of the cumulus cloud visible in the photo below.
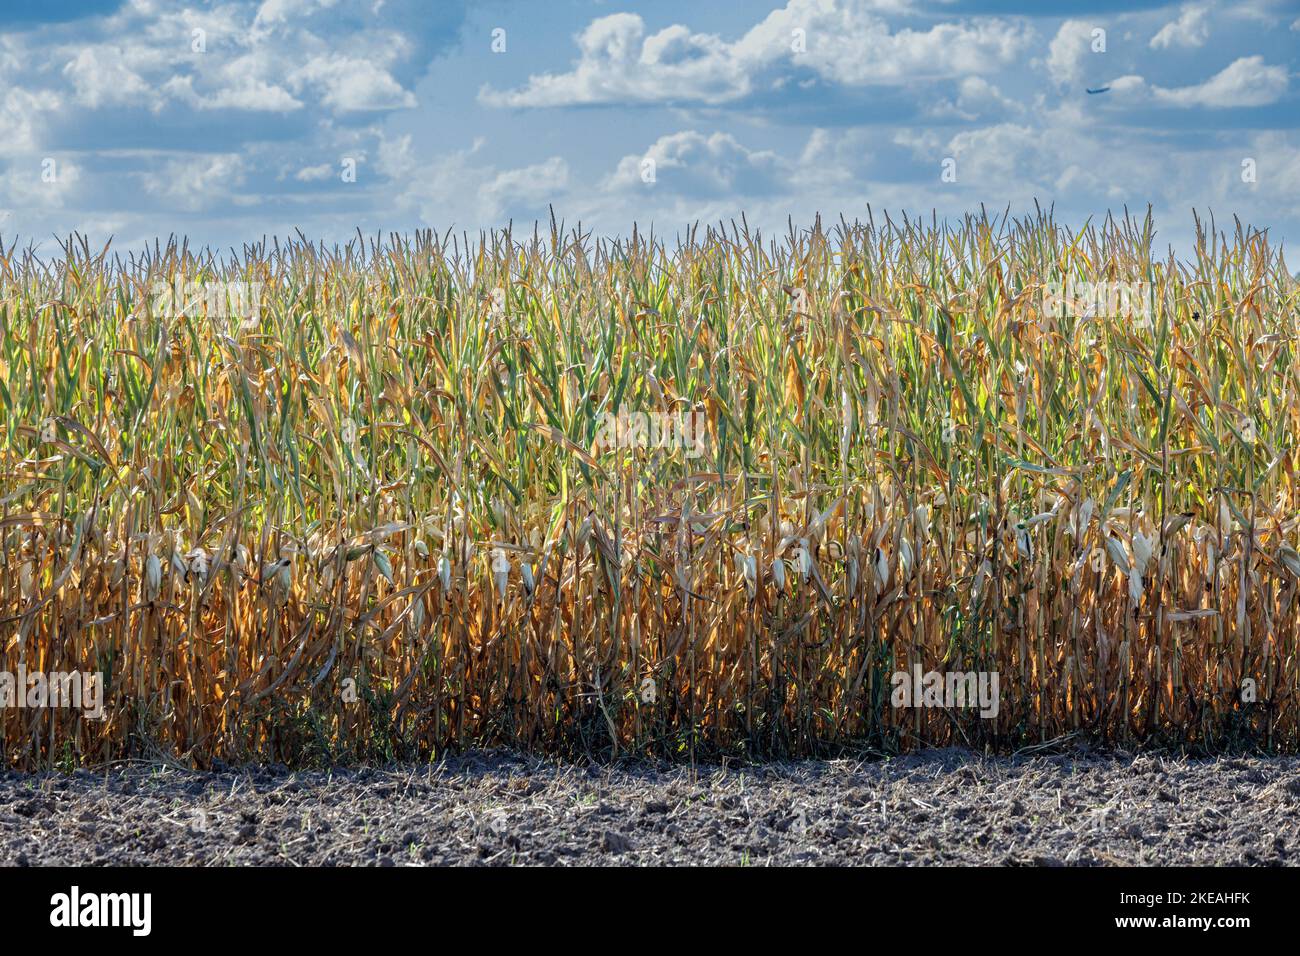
[162,74,303,111]
[479,13,750,107]
[893,104,1183,208]
[254,0,341,27]
[756,4,1031,86]
[0,157,82,210]
[142,154,246,211]
[792,127,874,190]
[481,157,570,216]
[602,131,788,197]
[1105,74,1147,96]
[1046,20,1101,88]
[29,1,427,119]
[289,55,418,111]
[1099,56,1287,110]
[925,76,1021,120]
[62,46,155,109]
[375,134,570,226]
[295,162,334,182]
[1152,56,1288,108]
[0,87,61,156]
[480,0,1032,107]
[1150,5,1210,50]
[1246,133,1300,218]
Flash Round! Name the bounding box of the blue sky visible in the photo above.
[1,0,1298,258]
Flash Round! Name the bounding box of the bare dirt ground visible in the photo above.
[2,749,1298,866]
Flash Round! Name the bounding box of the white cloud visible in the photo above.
[295,163,334,182]
[926,76,1021,120]
[0,88,61,156]
[481,157,569,215]
[27,2,422,119]
[254,0,341,27]
[480,1,1032,107]
[1152,56,1288,108]
[1106,74,1147,96]
[1246,133,1300,218]
[1150,5,1210,50]
[480,13,750,107]
[863,102,1300,252]
[602,131,788,197]
[793,127,874,190]
[928,121,1060,196]
[757,5,1031,86]
[62,46,154,109]
[888,101,1195,207]
[375,132,419,182]
[0,157,82,209]
[142,154,245,211]
[1101,57,1288,110]
[289,55,417,111]
[163,74,303,111]
[1046,20,1100,88]
[904,104,1180,209]
[377,134,567,225]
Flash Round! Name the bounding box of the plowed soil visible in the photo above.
[3,749,1298,866]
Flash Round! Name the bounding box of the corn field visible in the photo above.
[2,208,1299,769]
